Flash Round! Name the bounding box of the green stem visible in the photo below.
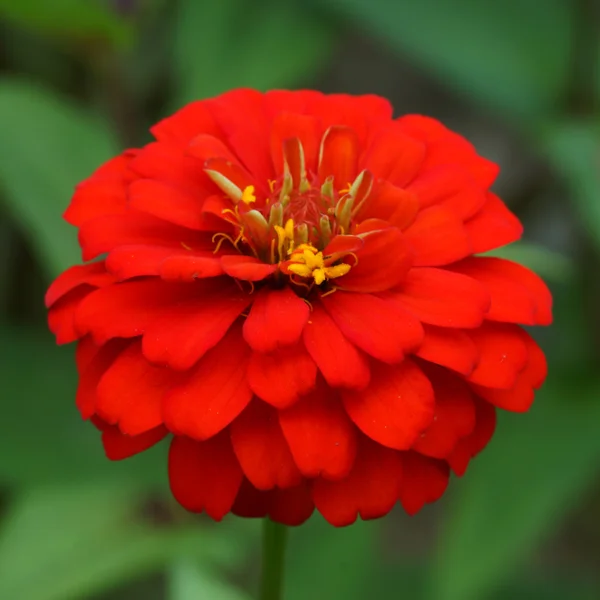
[259,518,288,600]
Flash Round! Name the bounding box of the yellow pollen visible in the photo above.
[288,247,351,285]
[274,218,295,259]
[241,185,256,204]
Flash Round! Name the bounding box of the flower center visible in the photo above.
[205,133,373,287]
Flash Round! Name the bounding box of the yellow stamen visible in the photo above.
[313,268,327,285]
[289,246,351,285]
[241,185,256,204]
[325,263,351,278]
[180,242,192,251]
[302,298,314,311]
[221,206,240,219]
[338,182,353,195]
[211,232,238,253]
[295,243,318,253]
[289,274,313,292]
[268,179,276,192]
[288,263,313,278]
[274,218,295,259]
[320,286,338,298]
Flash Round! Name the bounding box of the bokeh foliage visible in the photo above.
[0,0,599,599]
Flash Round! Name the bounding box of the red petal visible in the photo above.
[164,326,252,439]
[45,262,115,308]
[78,211,200,261]
[466,323,528,389]
[76,279,198,344]
[96,339,178,435]
[356,180,419,230]
[230,400,302,490]
[471,329,547,413]
[342,359,435,450]
[106,245,197,280]
[318,126,359,190]
[353,218,390,235]
[150,101,222,144]
[413,367,476,459]
[279,384,357,480]
[187,133,240,164]
[158,253,224,281]
[243,287,309,353]
[141,285,248,370]
[416,325,478,375]
[232,479,314,526]
[398,452,450,515]
[205,89,274,183]
[230,478,268,519]
[447,397,496,475]
[322,291,423,363]
[361,123,426,187]
[48,286,95,345]
[448,257,553,326]
[168,432,242,519]
[64,152,133,226]
[322,235,364,264]
[76,339,128,419]
[302,303,370,389]
[270,112,320,175]
[129,141,212,195]
[75,335,99,374]
[312,436,403,526]
[406,166,487,220]
[337,227,413,293]
[465,193,523,253]
[397,115,499,188]
[388,268,490,328]
[264,89,322,117]
[403,206,471,267]
[102,424,168,461]
[268,483,315,526]
[128,179,215,231]
[221,255,277,281]
[247,344,317,408]
[307,93,392,147]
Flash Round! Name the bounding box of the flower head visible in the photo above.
[45,89,552,526]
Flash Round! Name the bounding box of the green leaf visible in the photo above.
[434,379,600,600]
[0,0,133,46]
[320,0,571,120]
[0,79,118,277]
[0,483,245,600]
[542,119,600,252]
[0,325,165,487]
[172,0,337,107]
[169,560,250,600]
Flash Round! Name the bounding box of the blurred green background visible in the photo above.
[0,0,599,598]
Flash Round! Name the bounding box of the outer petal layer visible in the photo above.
[342,359,435,450]
[164,327,252,439]
[279,384,357,481]
[312,437,403,526]
[168,433,243,520]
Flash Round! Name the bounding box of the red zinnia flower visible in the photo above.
[45,89,552,527]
